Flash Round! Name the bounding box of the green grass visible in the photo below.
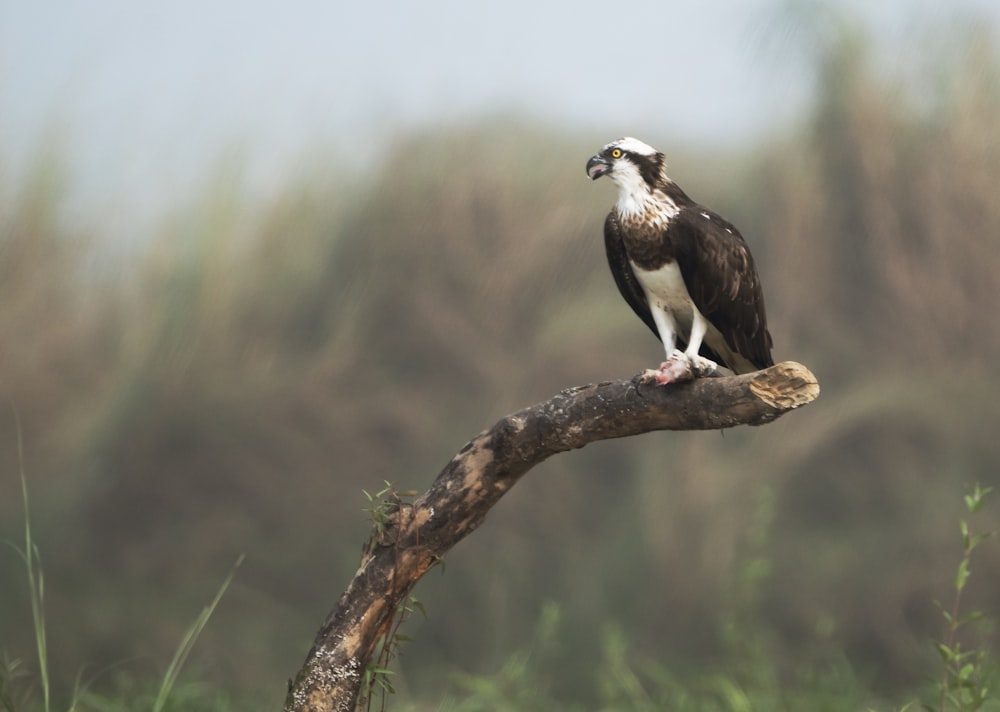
[4,440,998,710]
[2,426,243,712]
[3,408,51,712]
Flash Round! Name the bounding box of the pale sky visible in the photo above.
[0,0,996,234]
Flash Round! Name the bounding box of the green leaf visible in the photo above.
[969,531,994,550]
[409,597,428,619]
[965,483,993,512]
[955,558,971,591]
[956,609,985,626]
[936,642,955,663]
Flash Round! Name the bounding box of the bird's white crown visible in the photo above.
[603,137,659,157]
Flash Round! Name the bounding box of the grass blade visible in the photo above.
[11,405,50,712]
[151,554,244,712]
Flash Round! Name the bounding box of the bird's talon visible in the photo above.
[688,355,719,378]
[645,357,695,386]
[638,368,662,385]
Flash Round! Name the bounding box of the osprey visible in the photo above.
[587,137,773,384]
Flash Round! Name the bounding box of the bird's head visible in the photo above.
[587,138,675,219]
[586,137,667,189]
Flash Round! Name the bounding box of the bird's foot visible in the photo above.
[641,352,694,385]
[688,354,719,378]
[640,353,719,386]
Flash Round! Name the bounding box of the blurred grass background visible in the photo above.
[2,15,999,711]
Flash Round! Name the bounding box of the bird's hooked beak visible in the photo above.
[586,154,612,180]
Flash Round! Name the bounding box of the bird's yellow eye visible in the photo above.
[611,148,622,159]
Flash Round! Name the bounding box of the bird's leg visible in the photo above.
[639,310,719,385]
[683,310,719,378]
[639,313,696,385]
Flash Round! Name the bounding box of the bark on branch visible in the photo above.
[284,361,819,712]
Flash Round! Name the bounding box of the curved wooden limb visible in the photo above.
[285,361,819,712]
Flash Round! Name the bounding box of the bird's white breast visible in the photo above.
[632,260,695,326]
[632,259,745,370]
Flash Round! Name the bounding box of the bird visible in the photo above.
[586,137,773,385]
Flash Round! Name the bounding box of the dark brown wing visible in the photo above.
[671,207,774,372]
[603,212,658,339]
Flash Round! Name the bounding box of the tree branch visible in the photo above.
[284,361,819,712]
